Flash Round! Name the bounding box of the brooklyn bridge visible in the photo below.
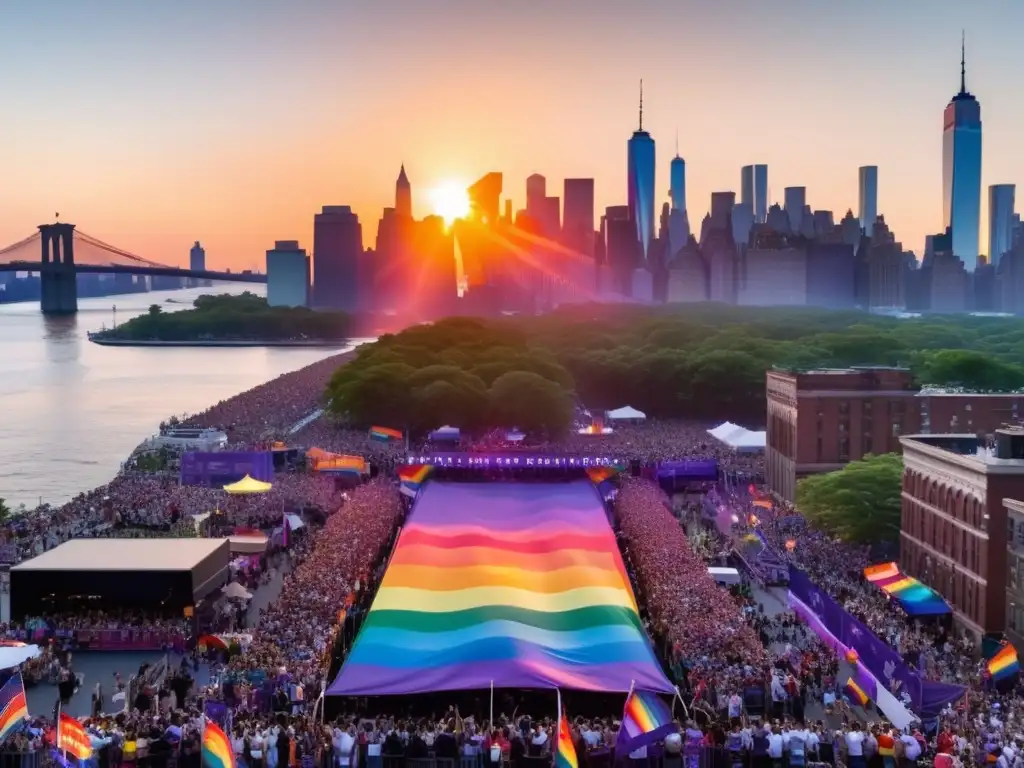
[0,223,266,314]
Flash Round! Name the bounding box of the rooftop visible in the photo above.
[901,433,1024,472]
[12,538,228,572]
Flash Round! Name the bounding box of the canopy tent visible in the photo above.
[864,562,951,616]
[0,644,41,670]
[707,422,766,453]
[606,406,646,421]
[428,425,461,442]
[227,531,269,554]
[223,475,273,494]
[221,581,253,600]
[506,430,526,443]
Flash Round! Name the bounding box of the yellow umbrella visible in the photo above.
[222,474,273,494]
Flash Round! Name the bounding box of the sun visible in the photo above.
[429,181,471,225]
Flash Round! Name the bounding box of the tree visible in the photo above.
[489,371,573,438]
[148,304,162,316]
[0,498,8,525]
[796,453,903,543]
[325,363,417,427]
[917,349,1024,392]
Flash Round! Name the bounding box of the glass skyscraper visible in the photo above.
[670,155,686,213]
[858,166,878,237]
[627,83,655,262]
[988,184,1016,267]
[942,41,982,270]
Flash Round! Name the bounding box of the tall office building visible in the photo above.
[943,37,983,270]
[988,184,1016,267]
[563,178,595,257]
[670,146,686,214]
[266,240,310,308]
[784,187,806,232]
[858,166,878,236]
[189,241,206,272]
[396,165,412,218]
[313,205,364,311]
[627,81,655,262]
[526,174,546,213]
[740,165,768,224]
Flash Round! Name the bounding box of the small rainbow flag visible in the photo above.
[555,690,578,768]
[398,464,432,498]
[370,426,403,442]
[586,466,618,484]
[202,720,235,768]
[845,677,870,707]
[617,689,676,752]
[0,673,28,742]
[987,641,1020,681]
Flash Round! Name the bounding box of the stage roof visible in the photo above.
[12,538,228,572]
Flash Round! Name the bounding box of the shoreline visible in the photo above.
[88,337,352,348]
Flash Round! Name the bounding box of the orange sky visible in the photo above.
[1,2,1022,269]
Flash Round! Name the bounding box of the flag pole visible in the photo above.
[489,680,494,729]
[673,686,689,719]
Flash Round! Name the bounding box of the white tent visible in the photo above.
[708,421,766,453]
[606,405,646,421]
[222,582,253,600]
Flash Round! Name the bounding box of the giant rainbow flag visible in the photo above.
[328,480,672,695]
[864,562,951,616]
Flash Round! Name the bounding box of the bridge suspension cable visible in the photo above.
[0,231,41,258]
[74,230,171,268]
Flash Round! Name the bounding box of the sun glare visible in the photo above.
[429,181,471,225]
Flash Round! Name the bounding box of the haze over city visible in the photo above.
[3,0,1023,269]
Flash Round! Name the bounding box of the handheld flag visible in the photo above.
[617,689,677,752]
[555,690,577,768]
[58,713,93,760]
[987,641,1020,681]
[0,673,28,742]
[370,426,403,442]
[844,677,870,707]
[202,719,236,768]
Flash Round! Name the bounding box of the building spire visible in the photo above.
[638,79,644,132]
[960,30,966,94]
[675,128,679,157]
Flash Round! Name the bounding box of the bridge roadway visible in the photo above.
[0,260,266,284]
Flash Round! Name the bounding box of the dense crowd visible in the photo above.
[179,350,359,443]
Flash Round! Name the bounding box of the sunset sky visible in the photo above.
[3,0,1023,270]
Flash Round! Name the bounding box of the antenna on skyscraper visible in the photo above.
[960,30,967,94]
[675,129,679,157]
[638,79,644,132]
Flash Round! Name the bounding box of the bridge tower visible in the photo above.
[39,223,77,314]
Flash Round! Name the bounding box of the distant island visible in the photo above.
[88,293,353,346]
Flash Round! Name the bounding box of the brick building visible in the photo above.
[766,366,1024,501]
[1004,497,1024,648]
[900,430,1024,636]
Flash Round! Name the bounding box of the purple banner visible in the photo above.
[405,452,627,469]
[787,566,965,717]
[655,460,719,480]
[180,451,274,487]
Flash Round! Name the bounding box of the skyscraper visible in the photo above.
[563,178,595,257]
[988,184,1016,267]
[754,165,768,224]
[189,241,206,272]
[943,36,983,270]
[627,81,655,262]
[784,187,806,232]
[740,165,769,224]
[858,166,878,236]
[526,174,546,212]
[266,240,310,308]
[396,164,412,218]
[313,205,364,311]
[670,141,686,214]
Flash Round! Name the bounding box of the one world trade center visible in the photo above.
[628,81,656,263]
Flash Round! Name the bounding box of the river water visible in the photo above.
[0,286,356,509]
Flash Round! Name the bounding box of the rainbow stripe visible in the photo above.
[370,426,404,442]
[845,677,869,707]
[0,674,28,742]
[864,562,950,616]
[555,691,578,768]
[618,689,676,751]
[987,642,1020,681]
[202,721,235,768]
[328,480,672,694]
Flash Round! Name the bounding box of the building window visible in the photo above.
[839,401,850,416]
[1013,516,1020,545]
[1017,520,1024,548]
[892,422,901,437]
[839,436,850,462]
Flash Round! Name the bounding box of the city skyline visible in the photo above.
[2,1,1023,269]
